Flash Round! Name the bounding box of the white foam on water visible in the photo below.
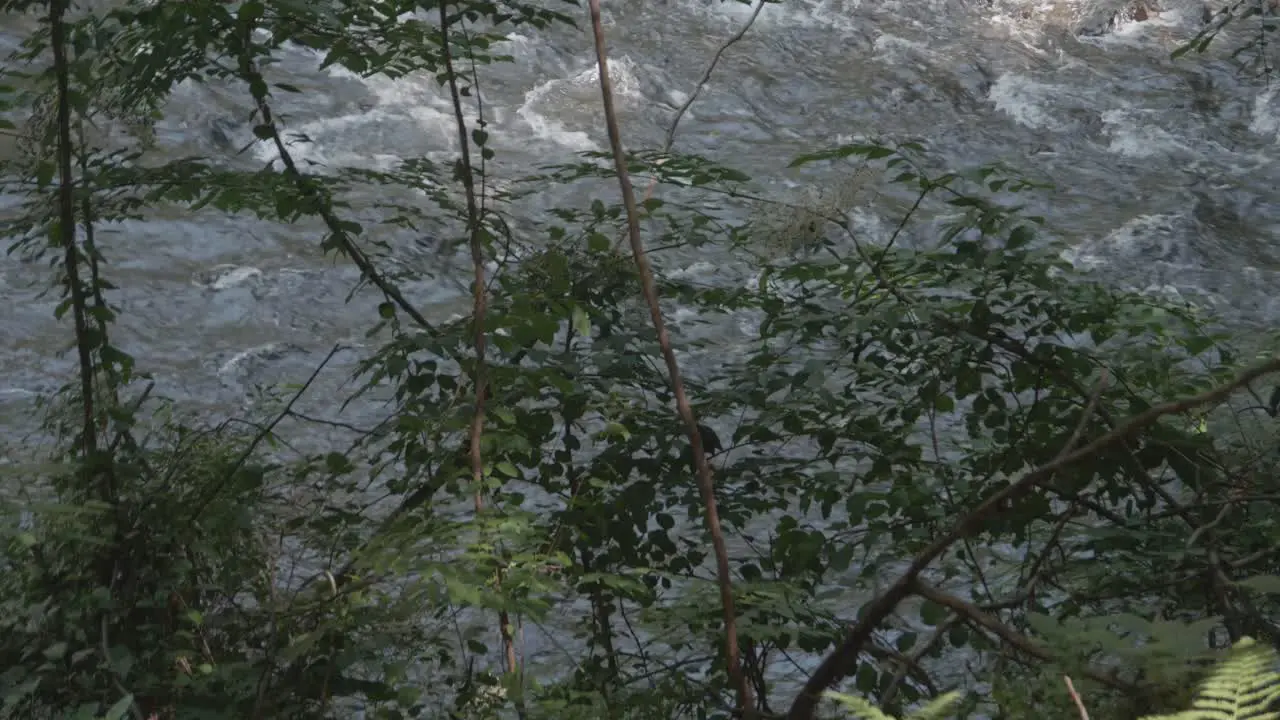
[668,261,722,282]
[514,107,598,152]
[1081,4,1202,46]
[988,74,1066,129]
[678,0,860,34]
[1249,87,1280,142]
[1099,213,1188,261]
[253,62,461,170]
[199,265,264,291]
[1064,212,1200,275]
[513,59,650,152]
[217,342,308,384]
[871,32,938,72]
[1100,108,1193,157]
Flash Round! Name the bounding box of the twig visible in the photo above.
[1064,676,1090,720]
[230,13,440,337]
[625,0,768,249]
[586,1,754,716]
[911,580,1130,692]
[439,5,522,700]
[188,344,343,523]
[879,618,956,710]
[662,0,767,153]
[786,357,1280,720]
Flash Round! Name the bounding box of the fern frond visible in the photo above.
[1139,637,1280,720]
[826,691,894,720]
[909,691,962,720]
[826,689,961,720]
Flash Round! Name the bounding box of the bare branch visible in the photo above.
[911,580,1130,692]
[1064,676,1090,720]
[629,0,768,241]
[586,0,753,715]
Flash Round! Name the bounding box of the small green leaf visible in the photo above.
[103,695,134,720]
[324,452,353,474]
[1238,576,1280,594]
[1007,224,1034,249]
[919,600,946,625]
[43,642,68,660]
[603,422,630,440]
[1183,335,1214,355]
[378,302,395,319]
[571,306,591,338]
[588,232,610,252]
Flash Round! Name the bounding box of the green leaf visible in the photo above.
[324,452,353,474]
[572,306,591,338]
[588,232,610,252]
[103,695,134,720]
[919,600,946,625]
[1184,335,1214,356]
[378,302,395,319]
[1006,224,1034,249]
[36,160,54,187]
[1237,576,1280,594]
[43,642,67,660]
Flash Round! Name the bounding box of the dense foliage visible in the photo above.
[1,1,1279,719]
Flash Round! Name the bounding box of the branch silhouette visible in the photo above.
[786,355,1280,720]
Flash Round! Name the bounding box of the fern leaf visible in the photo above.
[826,690,961,720]
[826,691,894,720]
[1139,638,1280,720]
[909,691,962,720]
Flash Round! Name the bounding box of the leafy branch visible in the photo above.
[787,355,1280,719]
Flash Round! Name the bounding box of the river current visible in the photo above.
[4,0,1280,438]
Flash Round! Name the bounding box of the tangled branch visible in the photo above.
[786,356,1280,720]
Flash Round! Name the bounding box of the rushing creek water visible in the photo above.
[2,0,1280,707]
[4,0,1280,437]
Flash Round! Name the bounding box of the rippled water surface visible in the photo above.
[5,0,1280,438]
